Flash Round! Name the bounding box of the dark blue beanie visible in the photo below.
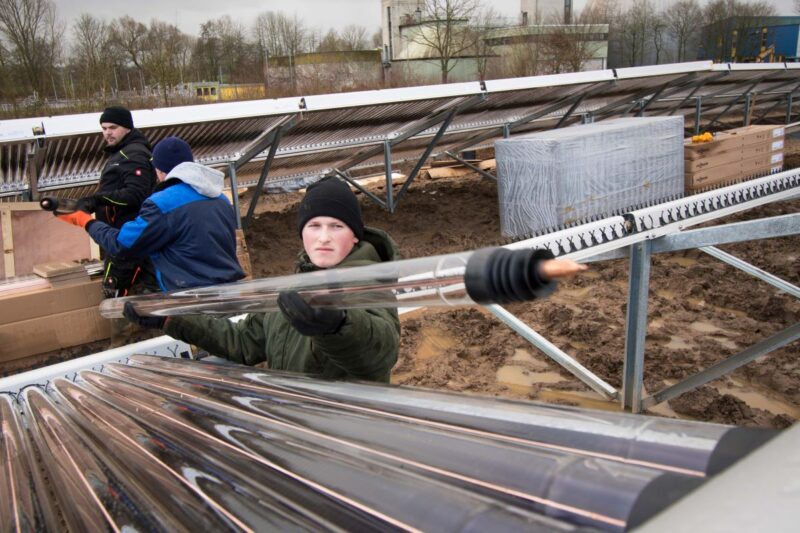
[153,137,193,173]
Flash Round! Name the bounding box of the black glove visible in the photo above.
[277,291,345,336]
[76,195,98,214]
[123,302,166,330]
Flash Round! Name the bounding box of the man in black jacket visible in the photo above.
[81,106,158,296]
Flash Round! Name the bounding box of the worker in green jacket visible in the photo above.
[124,177,401,382]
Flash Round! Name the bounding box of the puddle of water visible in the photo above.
[663,256,700,267]
[690,321,723,334]
[655,289,678,300]
[537,389,622,411]
[713,384,800,418]
[510,349,552,371]
[553,286,592,299]
[497,365,565,394]
[665,336,693,350]
[416,327,458,361]
[710,336,739,351]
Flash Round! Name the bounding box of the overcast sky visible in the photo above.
[56,0,558,36]
[57,0,797,37]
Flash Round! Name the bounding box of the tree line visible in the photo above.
[0,0,380,109]
[0,0,785,115]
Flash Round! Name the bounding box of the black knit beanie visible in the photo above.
[297,177,364,241]
[99,106,133,129]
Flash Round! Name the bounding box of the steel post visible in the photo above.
[383,140,394,213]
[743,92,752,126]
[787,92,793,124]
[643,323,800,409]
[333,169,387,209]
[622,241,652,413]
[227,162,242,230]
[393,108,458,208]
[242,128,286,229]
[700,246,800,299]
[694,96,703,135]
[487,304,618,400]
[444,151,496,181]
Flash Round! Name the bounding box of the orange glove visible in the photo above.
[57,211,93,229]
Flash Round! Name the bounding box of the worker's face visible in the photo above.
[156,168,168,182]
[100,122,130,147]
[302,216,358,268]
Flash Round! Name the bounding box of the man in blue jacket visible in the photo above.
[58,136,245,291]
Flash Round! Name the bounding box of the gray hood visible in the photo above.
[166,162,224,198]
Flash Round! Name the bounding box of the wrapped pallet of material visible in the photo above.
[496,116,684,237]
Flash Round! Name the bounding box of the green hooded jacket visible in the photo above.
[163,227,401,382]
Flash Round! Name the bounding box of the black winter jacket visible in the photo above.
[95,129,157,229]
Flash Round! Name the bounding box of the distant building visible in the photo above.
[698,16,800,63]
[485,23,609,72]
[177,82,266,102]
[380,0,607,83]
[520,0,572,25]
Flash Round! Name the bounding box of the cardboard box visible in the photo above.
[740,138,784,159]
[0,279,103,325]
[740,152,783,174]
[685,160,742,190]
[684,149,743,172]
[728,125,785,143]
[0,306,111,363]
[684,131,744,160]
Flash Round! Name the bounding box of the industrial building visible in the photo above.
[699,16,800,63]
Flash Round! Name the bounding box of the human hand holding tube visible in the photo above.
[539,258,588,280]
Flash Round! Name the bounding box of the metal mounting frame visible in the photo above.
[600,214,798,413]
[486,178,799,414]
[239,116,299,229]
[329,93,485,212]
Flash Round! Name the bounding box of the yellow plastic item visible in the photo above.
[691,132,714,143]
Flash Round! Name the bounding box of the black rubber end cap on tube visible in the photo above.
[626,473,705,530]
[705,427,778,476]
[464,247,557,305]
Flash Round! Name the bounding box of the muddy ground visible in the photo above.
[19,140,798,430]
[239,143,799,430]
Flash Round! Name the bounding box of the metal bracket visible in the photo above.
[487,304,618,400]
[443,151,496,181]
[642,323,800,410]
[241,116,299,229]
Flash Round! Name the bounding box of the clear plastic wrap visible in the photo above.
[496,116,685,237]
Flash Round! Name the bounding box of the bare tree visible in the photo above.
[471,6,501,80]
[371,28,382,49]
[71,14,112,97]
[0,0,59,96]
[614,0,654,67]
[541,6,609,73]
[317,28,340,52]
[665,0,702,62]
[410,0,482,84]
[109,16,147,79]
[340,24,367,50]
[650,13,667,63]
[142,21,188,104]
